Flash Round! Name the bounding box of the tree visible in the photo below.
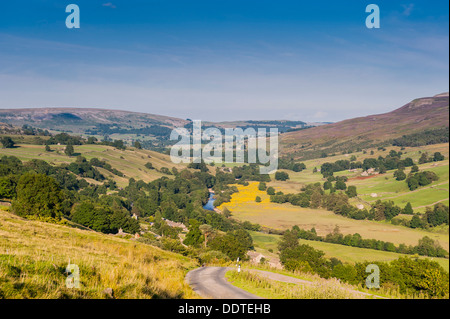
[86,136,98,144]
[209,233,249,260]
[112,140,125,150]
[199,224,213,248]
[266,187,275,195]
[45,145,51,152]
[12,173,64,220]
[407,171,439,191]
[410,214,424,229]
[0,176,16,199]
[426,203,449,227]
[134,141,142,149]
[71,201,112,233]
[110,209,140,234]
[378,165,387,174]
[65,144,74,156]
[277,230,299,252]
[411,165,419,173]
[418,152,429,164]
[275,171,290,181]
[230,229,253,250]
[292,163,306,172]
[402,202,414,215]
[216,206,230,219]
[310,191,322,208]
[415,236,447,257]
[184,220,204,247]
[145,162,154,170]
[255,196,261,203]
[258,182,267,191]
[0,137,15,148]
[279,244,330,277]
[335,180,347,190]
[407,177,419,191]
[433,152,445,162]
[389,257,449,297]
[345,185,357,198]
[394,169,406,181]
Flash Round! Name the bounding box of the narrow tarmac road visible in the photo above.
[185,266,262,299]
[186,266,387,299]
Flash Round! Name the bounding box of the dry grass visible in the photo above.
[0,210,199,299]
[226,269,369,299]
[227,264,429,299]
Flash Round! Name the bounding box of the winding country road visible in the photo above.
[185,267,262,299]
[186,266,387,299]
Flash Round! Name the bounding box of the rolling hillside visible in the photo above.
[0,209,198,299]
[0,107,188,134]
[280,93,449,160]
[0,108,319,150]
[0,143,189,188]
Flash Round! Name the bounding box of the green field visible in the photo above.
[249,231,449,272]
[0,143,188,187]
[269,146,449,211]
[349,161,449,212]
[224,197,449,250]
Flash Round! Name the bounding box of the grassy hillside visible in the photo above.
[0,143,189,187]
[280,94,449,160]
[272,144,449,213]
[0,209,199,299]
[348,161,449,212]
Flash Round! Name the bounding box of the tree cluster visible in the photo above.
[277,229,449,297]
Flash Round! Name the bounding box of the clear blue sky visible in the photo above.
[0,0,448,122]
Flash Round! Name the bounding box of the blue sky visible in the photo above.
[0,0,448,122]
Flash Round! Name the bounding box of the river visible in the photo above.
[203,192,215,211]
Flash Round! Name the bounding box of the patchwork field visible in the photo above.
[249,231,449,272]
[345,157,447,198]
[219,182,449,251]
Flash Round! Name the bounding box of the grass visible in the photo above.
[349,161,449,212]
[0,143,188,188]
[0,209,199,299]
[249,231,449,272]
[273,143,449,186]
[219,182,449,252]
[225,269,380,299]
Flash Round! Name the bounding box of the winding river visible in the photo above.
[203,192,215,211]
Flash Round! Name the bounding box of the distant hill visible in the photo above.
[2,93,447,159]
[280,93,449,160]
[0,107,320,150]
[0,107,188,134]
